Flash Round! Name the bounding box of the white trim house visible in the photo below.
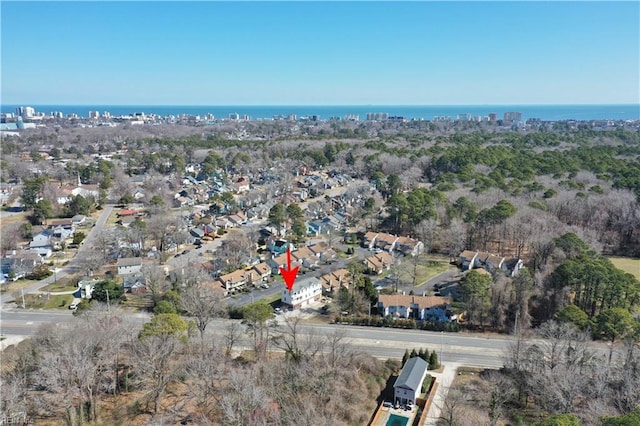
[281,277,322,310]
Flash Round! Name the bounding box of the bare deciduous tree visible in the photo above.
[179,284,226,341]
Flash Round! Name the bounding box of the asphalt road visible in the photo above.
[0,205,115,307]
[0,309,507,368]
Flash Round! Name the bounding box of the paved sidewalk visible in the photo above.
[423,362,461,425]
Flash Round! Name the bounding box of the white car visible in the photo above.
[274,307,282,314]
[69,303,78,310]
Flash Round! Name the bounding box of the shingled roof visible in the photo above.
[394,357,428,392]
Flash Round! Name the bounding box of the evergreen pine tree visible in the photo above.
[429,351,439,370]
[410,348,418,359]
[420,348,429,361]
[402,349,410,366]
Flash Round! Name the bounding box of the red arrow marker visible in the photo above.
[279,246,299,292]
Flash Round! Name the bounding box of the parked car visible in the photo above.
[383,401,393,408]
[69,303,78,310]
[261,283,269,289]
[274,307,282,314]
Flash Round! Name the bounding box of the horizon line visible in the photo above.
[3,103,639,107]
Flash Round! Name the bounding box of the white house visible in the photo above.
[378,294,452,321]
[29,230,53,258]
[116,257,143,276]
[281,277,322,310]
[394,356,429,406]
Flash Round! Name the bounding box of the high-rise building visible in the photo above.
[16,106,35,118]
[366,112,389,121]
[504,112,522,121]
[89,111,100,119]
[488,113,497,122]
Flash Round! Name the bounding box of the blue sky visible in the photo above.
[1,1,638,105]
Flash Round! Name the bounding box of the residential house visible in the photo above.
[396,236,424,257]
[267,253,288,275]
[394,356,429,406]
[458,250,479,270]
[503,257,524,277]
[174,195,194,208]
[319,268,350,293]
[364,232,378,249]
[123,274,148,294]
[227,211,247,227]
[307,220,331,236]
[363,252,394,274]
[232,176,250,193]
[281,277,322,310]
[378,294,452,321]
[29,230,54,258]
[117,257,143,276]
[1,253,40,280]
[118,216,138,227]
[77,277,102,299]
[291,246,318,269]
[251,262,272,283]
[481,253,505,273]
[215,217,234,230]
[267,239,293,255]
[50,225,73,244]
[307,242,337,263]
[117,209,138,218]
[375,233,399,253]
[71,215,87,226]
[49,219,74,231]
[218,269,249,291]
[56,184,100,205]
[458,250,523,276]
[190,228,205,240]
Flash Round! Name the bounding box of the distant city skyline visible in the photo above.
[1,2,639,106]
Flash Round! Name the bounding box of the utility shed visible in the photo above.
[393,356,428,405]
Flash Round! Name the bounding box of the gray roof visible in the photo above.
[291,277,321,293]
[394,357,428,391]
[117,257,143,267]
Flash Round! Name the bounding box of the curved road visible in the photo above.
[0,205,115,307]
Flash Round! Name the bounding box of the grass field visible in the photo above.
[608,257,640,279]
[23,293,74,309]
[40,281,78,292]
[398,255,456,286]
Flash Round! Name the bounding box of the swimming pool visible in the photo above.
[386,413,409,426]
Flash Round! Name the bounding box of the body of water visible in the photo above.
[2,104,639,121]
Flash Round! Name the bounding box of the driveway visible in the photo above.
[423,362,462,425]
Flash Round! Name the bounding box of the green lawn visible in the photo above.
[608,257,640,280]
[23,293,74,310]
[398,256,456,286]
[40,281,78,292]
